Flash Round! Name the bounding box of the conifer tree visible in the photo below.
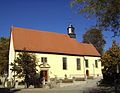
[0,37,9,76]
[102,40,120,83]
[11,50,37,78]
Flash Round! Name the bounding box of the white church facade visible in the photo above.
[9,25,102,81]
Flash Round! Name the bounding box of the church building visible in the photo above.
[9,25,102,81]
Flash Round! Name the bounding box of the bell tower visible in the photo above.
[67,24,76,39]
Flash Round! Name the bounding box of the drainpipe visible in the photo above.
[93,64,95,78]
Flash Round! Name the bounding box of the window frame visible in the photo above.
[85,59,89,68]
[41,57,47,63]
[63,57,67,70]
[76,58,81,70]
[95,60,98,68]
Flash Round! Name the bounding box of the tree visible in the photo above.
[71,0,120,36]
[0,37,9,76]
[83,28,106,55]
[101,40,120,84]
[11,50,37,78]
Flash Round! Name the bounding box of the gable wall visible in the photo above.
[8,33,15,79]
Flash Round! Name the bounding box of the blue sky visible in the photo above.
[0,0,119,51]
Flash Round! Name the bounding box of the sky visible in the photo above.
[0,0,119,51]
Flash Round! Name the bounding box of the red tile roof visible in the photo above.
[11,27,100,57]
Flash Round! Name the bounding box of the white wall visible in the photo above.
[35,53,102,79]
[8,33,15,79]
[11,52,102,80]
[84,56,102,77]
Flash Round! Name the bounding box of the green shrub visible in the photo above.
[97,79,113,87]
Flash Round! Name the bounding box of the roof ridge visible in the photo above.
[12,26,67,36]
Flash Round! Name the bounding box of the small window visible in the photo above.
[41,57,47,63]
[63,57,67,70]
[95,60,98,68]
[77,58,81,70]
[85,59,89,68]
[44,57,47,62]
[41,57,44,62]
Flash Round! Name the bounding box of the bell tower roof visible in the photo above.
[67,24,76,39]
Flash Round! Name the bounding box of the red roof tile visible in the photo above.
[11,27,100,56]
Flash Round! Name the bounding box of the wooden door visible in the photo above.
[40,70,48,81]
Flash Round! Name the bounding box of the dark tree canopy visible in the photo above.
[0,37,9,76]
[71,0,120,36]
[11,50,37,78]
[83,28,106,55]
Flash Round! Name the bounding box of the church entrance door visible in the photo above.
[40,70,48,81]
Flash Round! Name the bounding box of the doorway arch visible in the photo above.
[86,70,89,76]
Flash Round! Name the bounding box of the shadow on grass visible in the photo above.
[83,87,120,93]
[0,88,21,93]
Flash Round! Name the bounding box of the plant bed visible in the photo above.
[87,76,94,79]
[62,79,73,83]
[75,77,85,81]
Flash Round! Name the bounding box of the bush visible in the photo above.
[97,79,113,87]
